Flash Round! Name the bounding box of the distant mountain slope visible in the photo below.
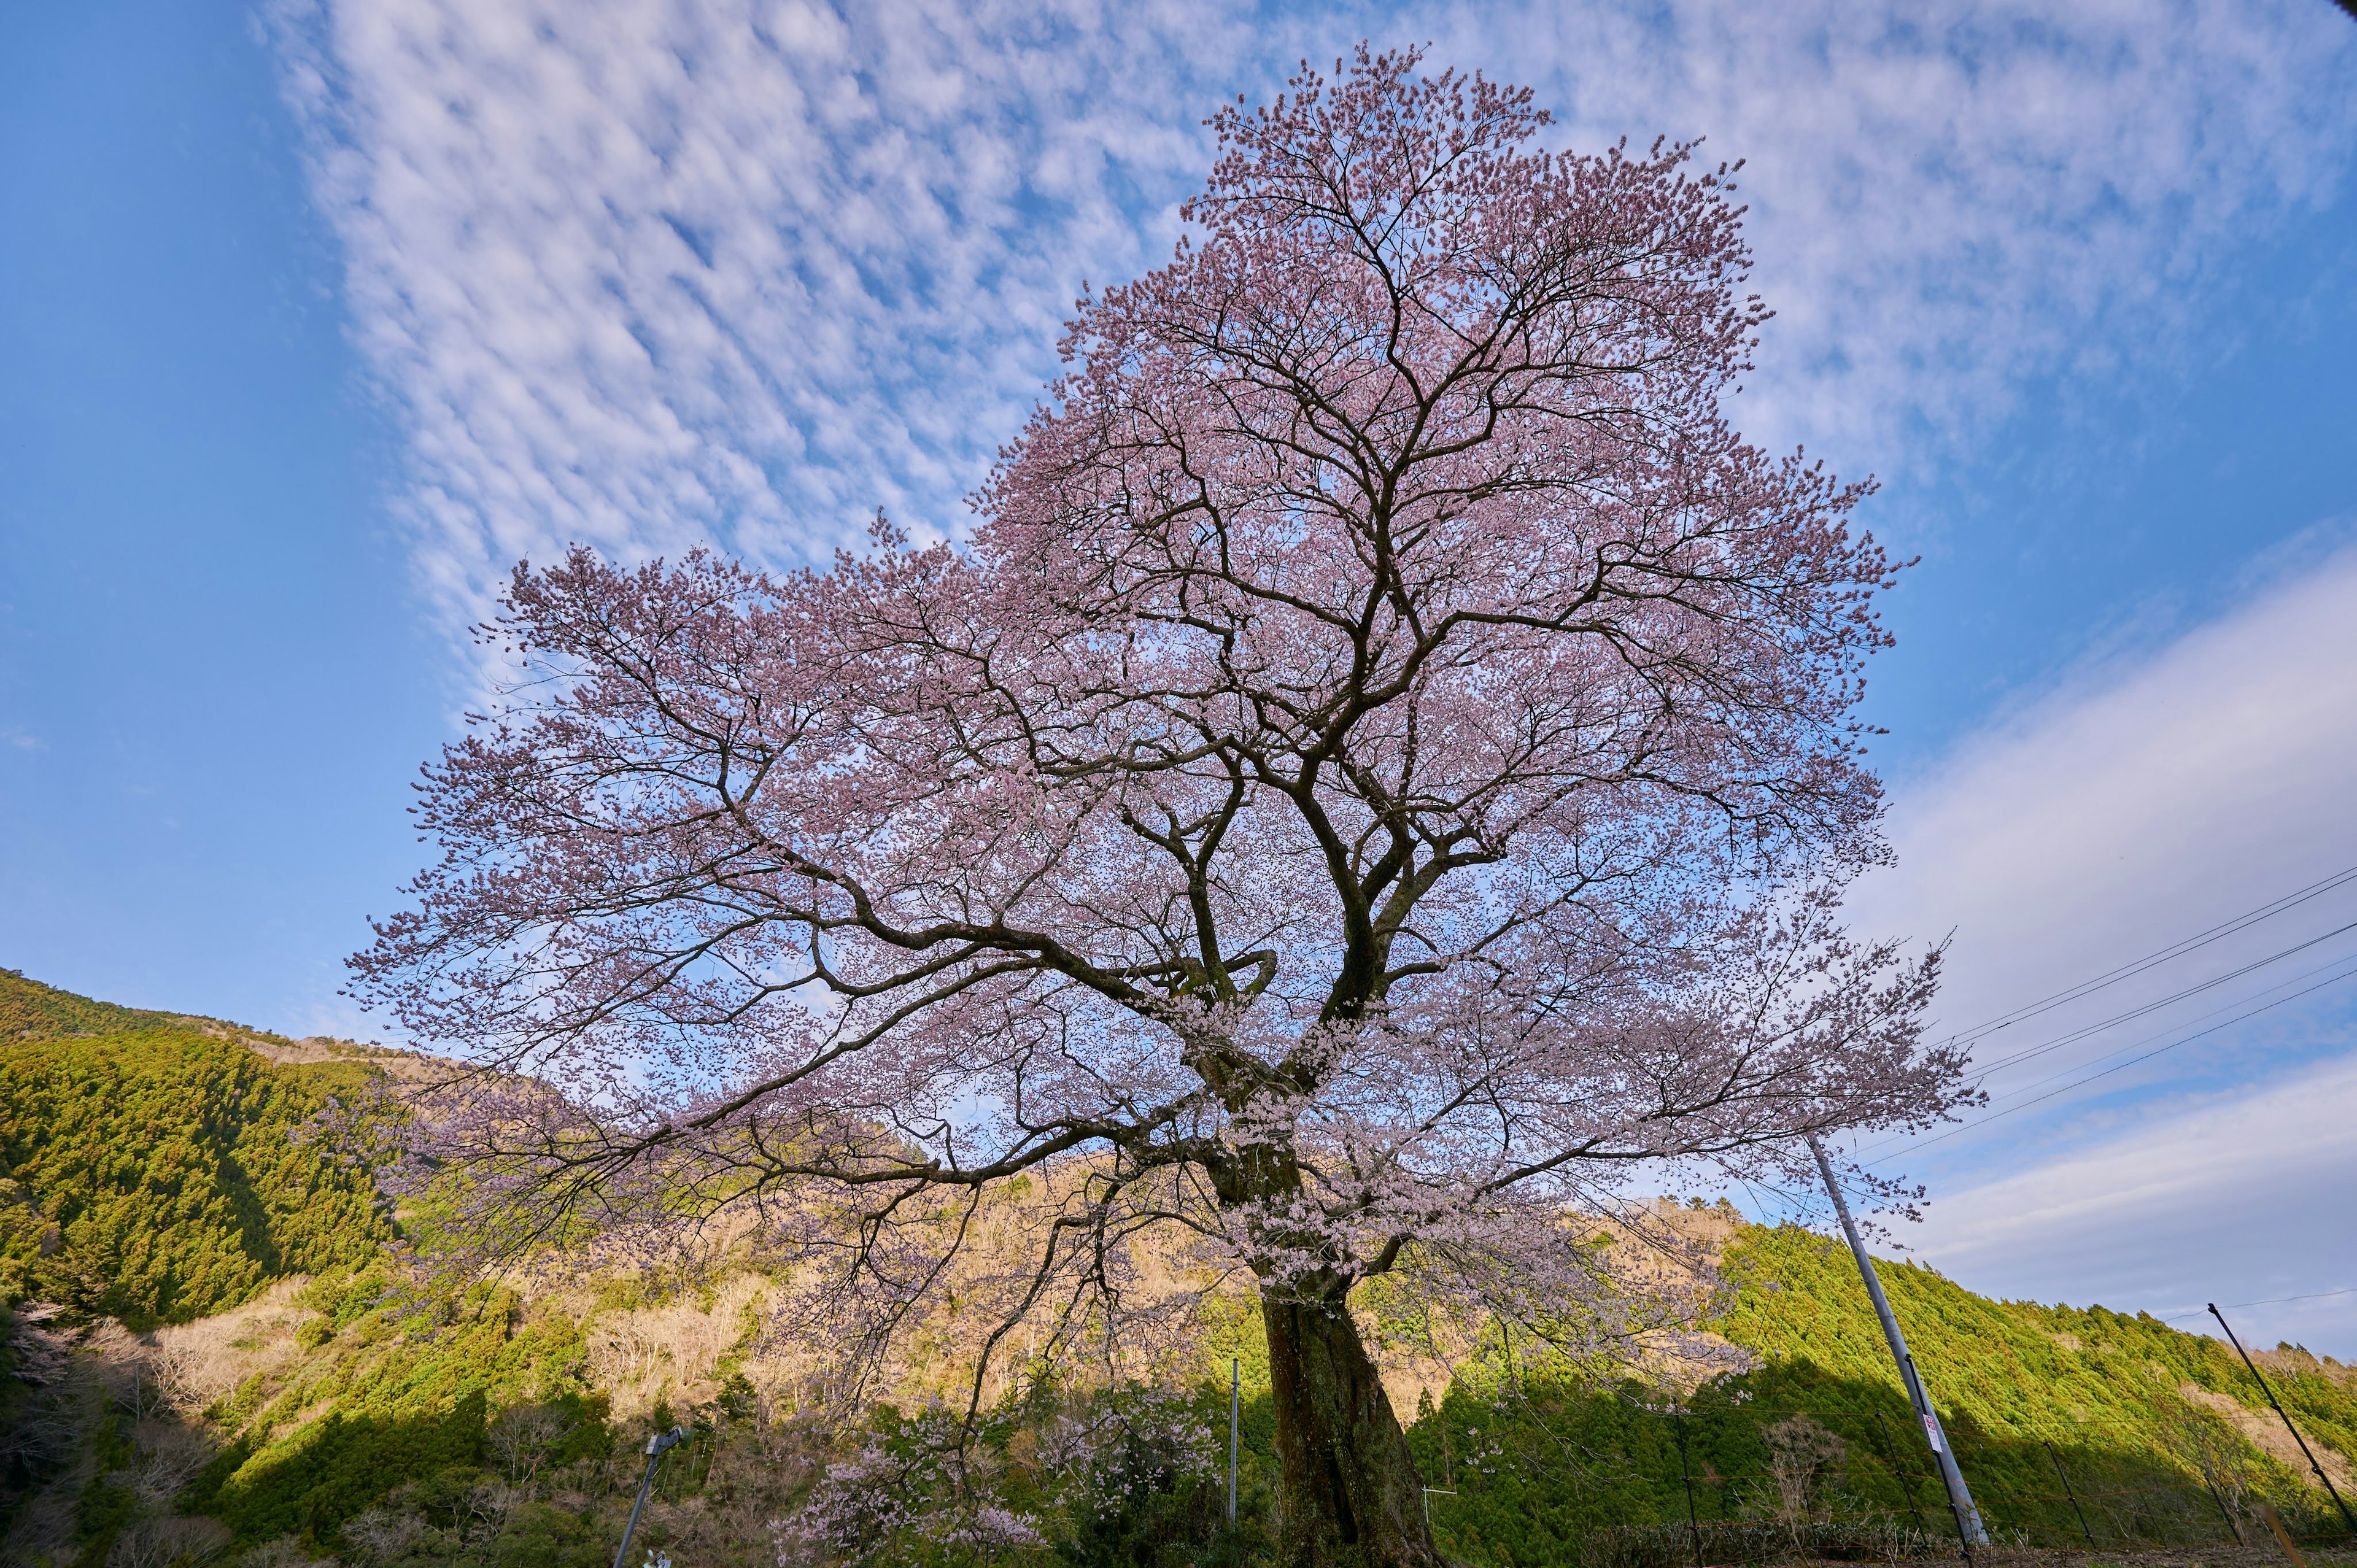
[0,967,175,1040]
[0,971,396,1328]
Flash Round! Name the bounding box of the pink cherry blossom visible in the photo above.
[355,45,1971,1568]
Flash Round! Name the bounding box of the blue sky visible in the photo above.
[4,0,2356,1352]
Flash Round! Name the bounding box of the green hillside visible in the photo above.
[182,1269,616,1553]
[1412,1223,2357,1565]
[2,967,2354,1567]
[0,973,393,1327]
[144,1230,2353,1568]
[0,967,174,1041]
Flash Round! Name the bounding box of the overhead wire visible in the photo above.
[1865,951,2357,1165]
[1840,864,2357,1164]
[1968,943,2357,1102]
[1797,872,2357,1348]
[2159,1286,2357,1323]
[1963,917,2357,1083]
[1930,862,2357,1054]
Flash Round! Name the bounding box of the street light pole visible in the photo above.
[611,1426,691,1568]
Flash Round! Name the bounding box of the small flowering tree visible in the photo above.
[356,48,1969,1568]
[773,1390,1217,1565]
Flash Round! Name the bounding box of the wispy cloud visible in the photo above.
[1442,1,2357,465]
[1912,1052,2357,1352]
[1840,541,2357,1349]
[1855,537,2357,1067]
[266,0,2357,632]
[266,0,1268,613]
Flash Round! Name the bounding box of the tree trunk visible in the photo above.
[1261,1283,1443,1568]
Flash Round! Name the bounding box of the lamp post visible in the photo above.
[611,1426,692,1568]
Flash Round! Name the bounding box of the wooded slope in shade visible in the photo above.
[0,973,394,1329]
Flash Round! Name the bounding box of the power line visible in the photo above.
[2160,1287,2357,1323]
[1848,866,2357,1162]
[1967,918,2357,1082]
[1865,954,2357,1165]
[1797,1175,2357,1327]
[2230,1286,2357,1310]
[1934,863,2357,1054]
[1856,944,2357,1161]
[1973,944,2357,1101]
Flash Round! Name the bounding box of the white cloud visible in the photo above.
[1423,0,2357,467]
[1835,541,2357,1351]
[1910,1051,2357,1355]
[1855,539,2357,1057]
[267,0,2357,636]
[266,0,1268,622]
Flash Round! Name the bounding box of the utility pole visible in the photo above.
[2202,1474,2246,1547]
[2042,1439,2096,1547]
[1808,1136,1989,1551]
[1676,1410,1706,1568]
[1871,1408,1929,1532]
[2210,1304,2357,1543]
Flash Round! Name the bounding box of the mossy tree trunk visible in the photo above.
[1261,1282,1444,1568]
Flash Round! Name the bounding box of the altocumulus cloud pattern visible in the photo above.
[264,0,2357,631]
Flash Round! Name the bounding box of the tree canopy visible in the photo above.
[357,47,1970,1568]
[0,1023,392,1327]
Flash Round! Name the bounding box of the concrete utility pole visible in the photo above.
[1808,1136,1990,1551]
[1229,1356,1240,1525]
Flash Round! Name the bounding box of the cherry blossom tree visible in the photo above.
[355,48,1970,1568]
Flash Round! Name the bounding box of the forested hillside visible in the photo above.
[3,968,2353,1568]
[1414,1223,2357,1564]
[0,971,393,1326]
[0,968,172,1041]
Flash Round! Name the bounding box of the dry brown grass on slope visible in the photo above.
[143,1276,319,1418]
[2257,1344,2357,1390]
[237,1029,450,1084]
[40,1172,1761,1492]
[2178,1380,2357,1494]
[845,1184,1754,1419]
[583,1272,772,1419]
